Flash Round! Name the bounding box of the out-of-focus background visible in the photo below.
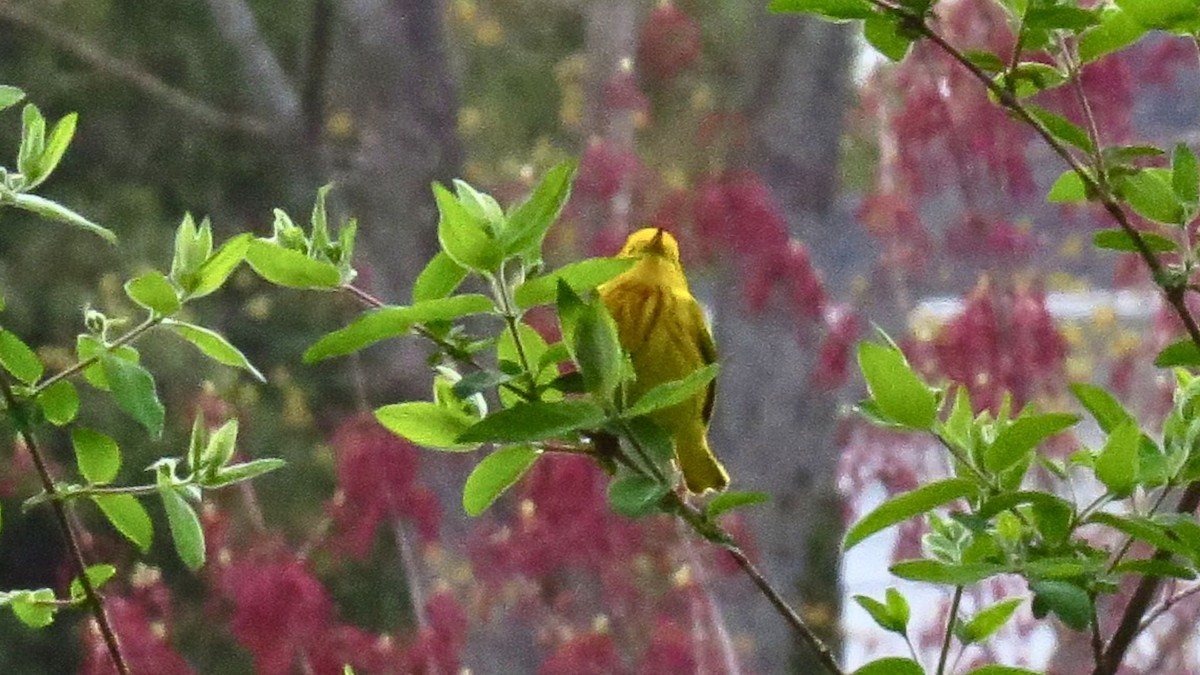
[0,1,1196,673]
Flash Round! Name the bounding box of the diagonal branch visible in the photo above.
[201,0,301,126]
[0,1,275,138]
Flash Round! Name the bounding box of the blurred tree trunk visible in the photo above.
[710,12,856,674]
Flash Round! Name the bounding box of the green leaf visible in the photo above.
[856,341,938,430]
[71,428,120,484]
[69,564,117,603]
[37,380,77,426]
[998,62,1067,97]
[77,335,139,391]
[1112,558,1196,579]
[1030,580,1092,630]
[1095,422,1140,497]
[303,295,495,362]
[1120,168,1185,225]
[26,112,76,188]
[514,257,635,308]
[1047,171,1089,203]
[100,352,165,438]
[863,13,914,62]
[162,319,264,382]
[1025,105,1094,154]
[960,598,1023,643]
[376,401,479,451]
[412,251,468,302]
[125,271,180,315]
[852,591,907,634]
[188,233,252,299]
[1115,0,1200,33]
[504,161,577,259]
[454,179,505,227]
[245,240,341,288]
[1071,383,1135,434]
[0,85,24,112]
[623,417,676,467]
[1079,5,1146,63]
[10,193,116,243]
[844,478,978,550]
[767,0,874,21]
[705,490,770,518]
[10,589,56,629]
[1172,143,1199,208]
[0,330,42,384]
[198,418,239,473]
[18,104,45,179]
[985,413,1078,473]
[434,182,502,274]
[890,559,1005,585]
[1024,5,1098,31]
[571,298,625,403]
[203,458,286,488]
[608,474,670,518]
[1087,512,1193,561]
[91,494,152,553]
[159,486,205,570]
[1156,340,1200,367]
[626,364,720,419]
[462,445,540,516]
[851,658,924,675]
[1092,229,1177,254]
[458,400,607,444]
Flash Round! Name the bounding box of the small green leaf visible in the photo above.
[26,112,77,188]
[69,564,117,603]
[1095,422,1139,497]
[10,589,56,628]
[844,478,978,550]
[998,62,1066,97]
[187,233,252,299]
[1047,171,1089,203]
[514,257,635,308]
[1024,5,1099,31]
[705,490,769,518]
[1172,143,1199,207]
[1070,383,1135,434]
[767,0,874,21]
[463,445,540,516]
[10,193,116,243]
[100,353,165,438]
[1156,340,1200,367]
[454,179,505,227]
[245,240,341,288]
[1111,558,1196,579]
[304,295,495,362]
[1087,512,1192,561]
[1030,580,1092,630]
[1115,0,1200,33]
[986,413,1078,473]
[0,85,24,112]
[203,458,286,488]
[71,428,120,484]
[504,161,577,260]
[91,494,152,553]
[856,341,938,430]
[890,559,1005,585]
[863,13,913,62]
[1079,5,1146,63]
[608,474,670,518]
[77,335,139,391]
[1092,229,1178,254]
[0,330,42,384]
[198,418,239,473]
[376,401,479,451]
[850,657,924,675]
[36,379,77,425]
[570,298,625,403]
[852,592,907,634]
[162,319,264,382]
[1025,105,1094,153]
[1120,168,1185,225]
[412,251,468,302]
[159,486,205,570]
[960,598,1023,643]
[125,271,180,315]
[458,400,607,444]
[434,182,502,274]
[626,364,720,419]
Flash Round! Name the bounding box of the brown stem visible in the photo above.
[0,377,129,675]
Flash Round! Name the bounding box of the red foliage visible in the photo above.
[539,632,627,675]
[82,594,193,675]
[637,4,702,82]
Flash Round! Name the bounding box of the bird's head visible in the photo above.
[617,228,682,266]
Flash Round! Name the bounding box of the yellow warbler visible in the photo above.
[598,228,729,493]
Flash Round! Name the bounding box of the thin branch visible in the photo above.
[1138,582,1200,635]
[936,586,963,675]
[34,316,160,396]
[0,376,129,675]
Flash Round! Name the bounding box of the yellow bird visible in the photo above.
[599,228,729,493]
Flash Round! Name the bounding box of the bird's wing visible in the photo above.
[690,300,718,424]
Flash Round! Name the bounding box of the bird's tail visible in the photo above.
[675,425,730,493]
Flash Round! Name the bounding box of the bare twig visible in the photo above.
[0,1,274,137]
[936,587,963,675]
[0,376,129,675]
